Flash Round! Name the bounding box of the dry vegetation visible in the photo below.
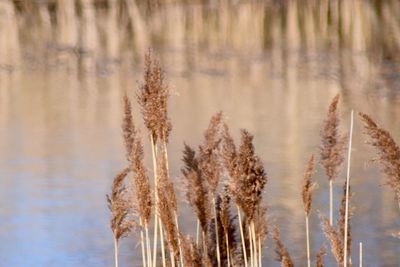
[107,51,400,267]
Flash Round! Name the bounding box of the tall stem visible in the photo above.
[251,222,258,267]
[236,205,248,267]
[150,134,159,267]
[305,216,311,267]
[140,218,147,267]
[213,197,221,267]
[258,237,262,267]
[359,242,362,267]
[248,225,254,267]
[225,232,231,267]
[114,237,119,267]
[344,110,354,267]
[159,221,167,267]
[145,224,152,267]
[329,179,333,226]
[196,219,200,246]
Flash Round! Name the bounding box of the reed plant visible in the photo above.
[106,51,399,267]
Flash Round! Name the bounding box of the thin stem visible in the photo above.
[174,212,184,267]
[196,219,200,246]
[344,110,354,267]
[305,216,311,267]
[258,237,262,267]
[150,134,159,267]
[213,197,221,267]
[140,218,147,267]
[114,237,119,267]
[251,222,258,267]
[249,225,254,267]
[145,224,152,267]
[225,232,231,267]
[159,220,167,267]
[359,242,362,267]
[237,205,248,267]
[329,179,333,226]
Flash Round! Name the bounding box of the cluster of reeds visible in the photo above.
[107,52,400,267]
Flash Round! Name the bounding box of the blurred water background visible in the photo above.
[0,0,400,266]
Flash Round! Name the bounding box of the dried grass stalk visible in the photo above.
[320,94,346,182]
[230,129,268,221]
[320,94,346,225]
[321,216,343,265]
[315,245,326,267]
[107,168,135,267]
[272,227,294,267]
[157,151,179,260]
[137,50,172,143]
[359,112,400,207]
[302,154,316,267]
[181,144,211,235]
[179,234,202,267]
[302,154,316,217]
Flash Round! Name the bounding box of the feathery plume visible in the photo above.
[181,143,211,234]
[272,227,294,267]
[179,234,202,267]
[199,112,223,194]
[107,168,135,241]
[320,94,346,182]
[157,153,179,257]
[338,181,352,261]
[230,129,268,221]
[359,112,400,206]
[137,50,172,143]
[315,245,326,267]
[221,123,237,179]
[321,216,343,265]
[122,94,136,163]
[122,95,153,225]
[302,154,316,216]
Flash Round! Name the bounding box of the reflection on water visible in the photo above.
[1,0,400,266]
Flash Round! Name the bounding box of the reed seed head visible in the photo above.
[181,143,211,233]
[320,94,346,182]
[137,50,172,143]
[122,94,137,163]
[315,245,326,267]
[321,215,343,265]
[272,227,294,267]
[230,129,268,221]
[359,112,400,206]
[107,167,135,241]
[199,112,224,195]
[302,154,316,216]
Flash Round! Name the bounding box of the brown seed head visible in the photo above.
[107,168,136,241]
[320,94,346,181]
[315,245,326,267]
[199,112,223,195]
[122,94,137,163]
[181,143,211,233]
[320,216,343,265]
[137,50,172,143]
[359,112,400,206]
[302,154,316,216]
[230,129,268,220]
[272,227,294,267]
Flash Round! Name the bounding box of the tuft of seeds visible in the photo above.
[320,94,346,182]
[230,129,268,221]
[107,168,135,241]
[359,112,400,207]
[302,154,316,216]
[181,143,211,234]
[272,227,294,267]
[137,50,172,143]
